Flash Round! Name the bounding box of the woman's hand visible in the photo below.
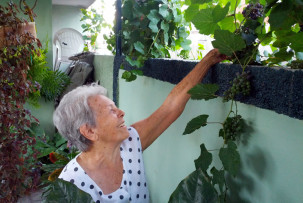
[202,48,227,65]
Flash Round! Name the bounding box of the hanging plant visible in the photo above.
[0,1,43,201]
[105,0,192,81]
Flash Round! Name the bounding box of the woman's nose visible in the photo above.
[118,109,125,117]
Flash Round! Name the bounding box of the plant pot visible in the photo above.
[0,22,36,48]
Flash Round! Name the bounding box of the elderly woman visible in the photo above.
[53,49,225,202]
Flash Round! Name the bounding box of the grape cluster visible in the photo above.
[242,3,264,20]
[220,115,244,142]
[223,71,251,102]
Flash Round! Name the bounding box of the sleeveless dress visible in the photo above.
[58,127,150,203]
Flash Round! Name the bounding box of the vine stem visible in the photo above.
[206,122,224,125]
[146,29,161,56]
[207,149,220,151]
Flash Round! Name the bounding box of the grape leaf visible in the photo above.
[218,16,236,33]
[188,84,219,100]
[194,144,212,172]
[210,167,225,193]
[212,2,230,23]
[212,30,246,56]
[184,4,200,22]
[219,141,240,177]
[149,21,159,33]
[183,115,209,135]
[191,0,212,4]
[169,169,217,203]
[269,0,296,31]
[191,9,220,35]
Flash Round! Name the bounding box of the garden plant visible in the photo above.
[0,1,70,202]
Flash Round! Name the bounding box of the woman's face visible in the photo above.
[88,95,129,144]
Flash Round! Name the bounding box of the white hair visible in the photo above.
[53,83,107,152]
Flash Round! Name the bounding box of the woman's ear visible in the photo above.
[79,124,98,141]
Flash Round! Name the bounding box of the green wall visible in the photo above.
[94,55,115,100]
[118,71,303,203]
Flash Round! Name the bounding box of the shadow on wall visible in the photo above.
[226,146,276,203]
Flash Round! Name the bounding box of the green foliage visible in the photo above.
[40,69,70,101]
[27,43,70,102]
[183,115,209,135]
[188,83,219,100]
[80,1,111,51]
[169,169,218,203]
[184,0,303,67]
[219,141,240,177]
[194,144,212,172]
[105,0,192,81]
[28,123,81,201]
[42,179,94,203]
[212,30,246,56]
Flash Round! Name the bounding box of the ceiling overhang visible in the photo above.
[52,0,96,9]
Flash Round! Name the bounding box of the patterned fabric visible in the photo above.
[59,127,149,202]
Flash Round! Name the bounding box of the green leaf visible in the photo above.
[160,21,169,33]
[191,0,212,4]
[159,4,169,18]
[134,41,145,54]
[212,30,246,56]
[184,4,200,22]
[122,70,131,80]
[192,9,220,35]
[194,144,212,171]
[183,115,209,135]
[269,1,296,31]
[219,141,240,177]
[210,167,225,193]
[149,21,159,33]
[147,9,160,24]
[169,169,217,203]
[288,32,303,52]
[42,179,94,203]
[188,84,219,100]
[35,141,56,158]
[218,16,236,33]
[274,47,294,61]
[212,2,230,23]
[180,39,192,51]
[178,27,189,39]
[132,69,143,76]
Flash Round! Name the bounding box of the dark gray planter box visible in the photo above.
[114,56,303,120]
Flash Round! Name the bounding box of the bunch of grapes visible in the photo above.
[220,115,244,142]
[242,3,264,20]
[223,71,251,102]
